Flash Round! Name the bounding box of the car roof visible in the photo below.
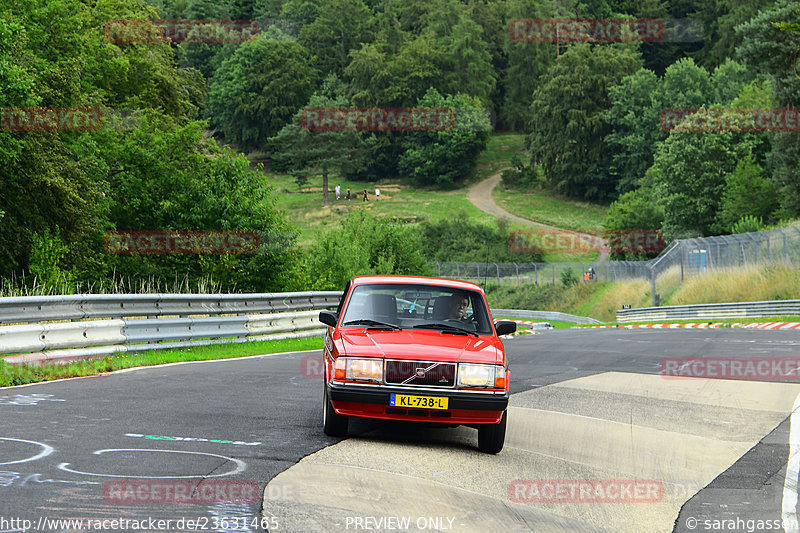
[350,275,484,293]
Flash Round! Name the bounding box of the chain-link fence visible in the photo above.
[430,261,651,286]
[431,225,800,306]
[671,226,800,276]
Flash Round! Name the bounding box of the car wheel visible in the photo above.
[477,410,507,454]
[322,383,348,437]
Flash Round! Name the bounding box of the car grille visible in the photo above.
[384,360,456,388]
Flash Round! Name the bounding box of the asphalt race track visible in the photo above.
[2,328,799,533]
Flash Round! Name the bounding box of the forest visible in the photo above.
[1,0,798,291]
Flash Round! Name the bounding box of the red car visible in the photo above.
[318,275,516,453]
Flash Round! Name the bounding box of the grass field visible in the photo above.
[262,132,609,259]
[492,185,609,232]
[265,172,497,247]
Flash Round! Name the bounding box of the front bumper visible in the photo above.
[327,381,508,424]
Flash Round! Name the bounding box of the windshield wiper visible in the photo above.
[412,323,478,337]
[343,319,401,330]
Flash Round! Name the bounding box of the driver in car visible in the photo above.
[449,294,470,320]
[447,294,477,331]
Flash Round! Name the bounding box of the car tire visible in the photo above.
[477,410,507,454]
[323,383,348,437]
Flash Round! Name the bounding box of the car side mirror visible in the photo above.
[494,320,517,336]
[319,310,339,328]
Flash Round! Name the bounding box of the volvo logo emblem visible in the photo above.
[415,368,426,378]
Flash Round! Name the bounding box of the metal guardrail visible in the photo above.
[0,292,342,365]
[491,309,602,325]
[617,300,800,323]
[0,289,603,364]
[0,292,341,325]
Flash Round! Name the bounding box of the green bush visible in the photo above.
[731,215,764,234]
[560,267,579,287]
[27,228,77,292]
[417,212,542,263]
[500,154,542,190]
[307,210,431,290]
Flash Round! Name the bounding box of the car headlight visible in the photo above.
[334,358,383,383]
[458,364,507,389]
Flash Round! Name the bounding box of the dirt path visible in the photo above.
[467,170,609,262]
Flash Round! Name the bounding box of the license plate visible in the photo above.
[390,394,448,410]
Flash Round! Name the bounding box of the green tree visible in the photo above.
[299,0,375,77]
[439,12,496,106]
[345,33,446,107]
[606,58,749,194]
[603,187,665,259]
[468,0,507,115]
[398,88,491,187]
[528,43,641,201]
[691,0,774,68]
[648,122,759,238]
[279,0,321,27]
[344,33,447,178]
[28,228,76,289]
[737,1,800,217]
[268,81,376,206]
[714,154,778,233]
[95,111,303,292]
[501,0,558,131]
[423,0,496,106]
[0,0,305,292]
[0,1,111,277]
[207,34,318,152]
[604,68,661,194]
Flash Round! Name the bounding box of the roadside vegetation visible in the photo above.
[2,0,799,326]
[485,263,800,323]
[0,336,322,387]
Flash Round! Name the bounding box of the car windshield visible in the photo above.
[340,283,493,335]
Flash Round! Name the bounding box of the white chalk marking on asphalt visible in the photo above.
[782,392,800,533]
[57,448,246,479]
[0,438,54,466]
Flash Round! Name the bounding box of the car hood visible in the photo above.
[337,328,500,364]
